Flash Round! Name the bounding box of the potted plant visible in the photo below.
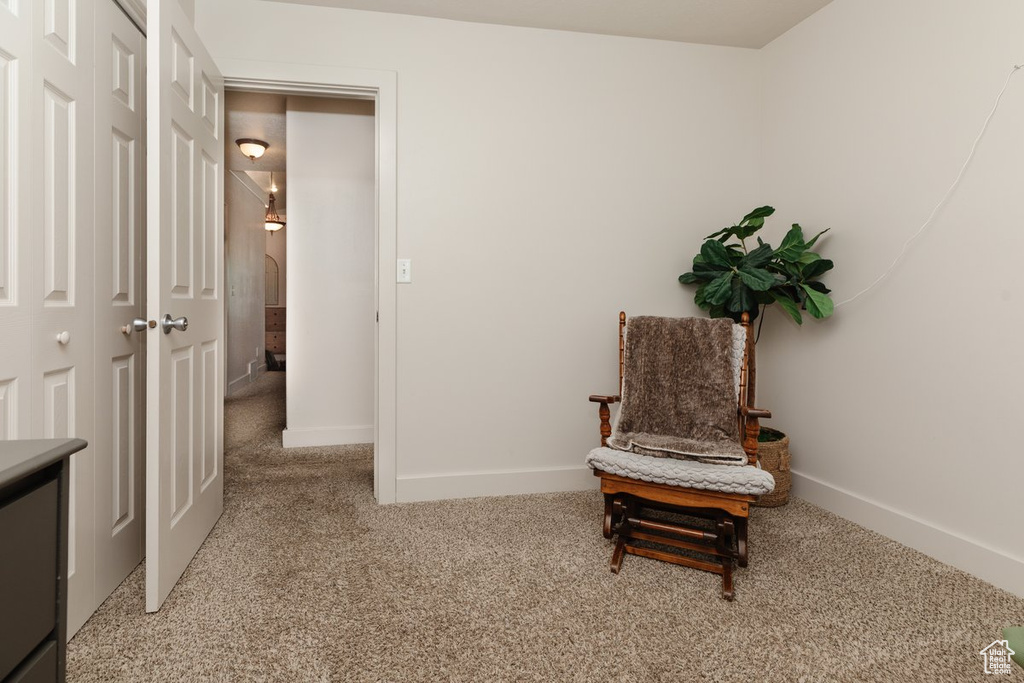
[678,206,836,506]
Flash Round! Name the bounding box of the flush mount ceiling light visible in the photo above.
[236,138,268,162]
[265,172,285,233]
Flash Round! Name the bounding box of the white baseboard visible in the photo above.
[226,364,269,397]
[282,425,373,448]
[396,465,599,503]
[792,470,1024,598]
[226,373,249,396]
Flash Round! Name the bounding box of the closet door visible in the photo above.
[31,0,96,636]
[146,0,225,612]
[0,0,33,441]
[94,0,145,607]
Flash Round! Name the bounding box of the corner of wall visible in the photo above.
[792,471,1024,598]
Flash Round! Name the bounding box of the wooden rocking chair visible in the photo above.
[586,312,773,600]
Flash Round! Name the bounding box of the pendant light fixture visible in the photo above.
[265,172,285,232]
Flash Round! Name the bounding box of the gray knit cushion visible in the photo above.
[586,447,775,495]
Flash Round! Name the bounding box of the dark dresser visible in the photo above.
[0,439,87,683]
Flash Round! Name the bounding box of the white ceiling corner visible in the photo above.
[263,0,834,49]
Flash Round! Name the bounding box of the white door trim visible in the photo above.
[221,60,398,505]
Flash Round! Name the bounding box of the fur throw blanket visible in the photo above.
[607,316,747,465]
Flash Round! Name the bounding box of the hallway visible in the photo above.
[67,372,377,680]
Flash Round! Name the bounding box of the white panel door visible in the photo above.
[31,0,96,636]
[146,0,225,612]
[0,0,33,442]
[94,0,145,606]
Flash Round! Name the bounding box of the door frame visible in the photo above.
[222,60,398,505]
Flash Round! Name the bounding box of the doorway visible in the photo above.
[220,65,397,504]
[225,91,375,443]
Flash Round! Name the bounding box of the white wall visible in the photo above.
[224,171,267,395]
[760,0,1024,595]
[196,0,762,496]
[283,97,376,447]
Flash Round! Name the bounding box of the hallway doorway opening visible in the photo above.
[219,64,397,503]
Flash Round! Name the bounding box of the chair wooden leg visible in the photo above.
[602,494,615,539]
[716,517,734,554]
[610,536,626,574]
[736,517,749,568]
[716,517,736,600]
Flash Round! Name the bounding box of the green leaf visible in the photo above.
[806,280,832,295]
[705,225,737,241]
[804,228,830,250]
[742,243,774,269]
[774,224,806,261]
[737,266,775,291]
[773,292,803,325]
[691,253,727,276]
[700,239,733,268]
[741,206,775,223]
[782,262,803,279]
[679,272,700,285]
[728,281,756,314]
[733,224,764,240]
[692,262,725,277]
[801,258,834,280]
[797,252,821,265]
[704,271,734,306]
[800,284,835,319]
[694,283,709,308]
[708,303,728,319]
[725,244,746,259]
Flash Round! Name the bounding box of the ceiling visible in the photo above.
[226,91,287,211]
[225,92,377,217]
[225,91,287,173]
[267,0,833,49]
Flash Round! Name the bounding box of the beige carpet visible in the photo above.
[67,372,1023,682]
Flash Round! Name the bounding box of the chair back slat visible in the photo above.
[739,313,759,465]
[618,311,627,397]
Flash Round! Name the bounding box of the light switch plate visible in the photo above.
[397,259,412,283]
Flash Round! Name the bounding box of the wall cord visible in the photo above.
[835,64,1022,308]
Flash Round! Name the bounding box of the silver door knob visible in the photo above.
[121,318,152,335]
[161,314,188,334]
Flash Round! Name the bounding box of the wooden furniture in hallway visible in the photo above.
[266,307,287,355]
[266,307,287,370]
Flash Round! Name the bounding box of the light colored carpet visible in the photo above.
[66,372,1024,682]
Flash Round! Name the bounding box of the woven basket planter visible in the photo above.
[754,428,790,507]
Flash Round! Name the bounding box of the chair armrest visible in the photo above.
[589,395,620,446]
[739,405,771,465]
